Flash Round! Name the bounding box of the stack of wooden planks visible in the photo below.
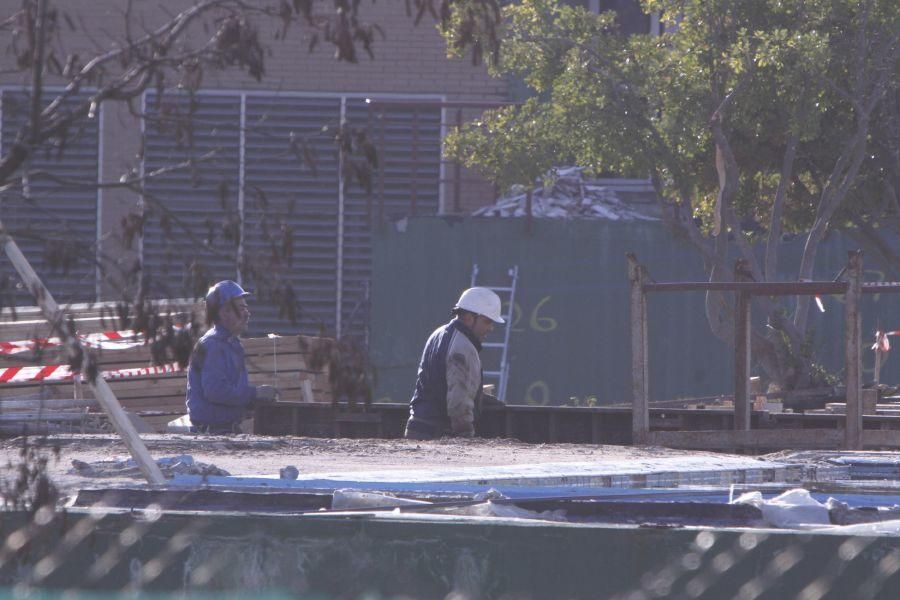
[0,299,201,343]
[1,321,333,433]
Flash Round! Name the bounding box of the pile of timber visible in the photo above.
[92,335,333,431]
[1,326,333,434]
[0,299,201,343]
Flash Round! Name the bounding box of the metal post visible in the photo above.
[628,254,649,444]
[378,109,385,225]
[733,259,751,431]
[411,108,419,216]
[366,103,373,224]
[237,94,246,283]
[844,250,863,449]
[453,108,462,213]
[336,98,347,338]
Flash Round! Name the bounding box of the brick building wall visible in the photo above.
[0,0,506,302]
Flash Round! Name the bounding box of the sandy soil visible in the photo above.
[0,433,737,496]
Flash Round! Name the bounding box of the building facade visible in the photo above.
[0,0,654,337]
[0,0,507,336]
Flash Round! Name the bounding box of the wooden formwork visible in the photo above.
[251,401,900,450]
[1,333,332,433]
[628,250,900,451]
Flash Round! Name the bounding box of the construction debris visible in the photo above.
[70,455,229,479]
[473,167,660,221]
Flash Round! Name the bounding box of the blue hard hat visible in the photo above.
[205,280,250,311]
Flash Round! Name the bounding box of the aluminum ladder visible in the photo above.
[470,264,519,404]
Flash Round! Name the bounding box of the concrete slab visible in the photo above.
[172,454,804,491]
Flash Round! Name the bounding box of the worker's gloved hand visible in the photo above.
[255,385,280,404]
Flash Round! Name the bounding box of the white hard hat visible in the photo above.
[454,287,505,324]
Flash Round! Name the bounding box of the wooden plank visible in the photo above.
[103,384,332,404]
[244,355,312,373]
[0,383,72,400]
[0,298,199,321]
[0,303,200,342]
[648,429,844,450]
[644,281,848,295]
[0,411,90,422]
[242,334,333,355]
[861,430,900,447]
[844,251,863,450]
[733,260,752,431]
[1,397,97,410]
[628,254,649,444]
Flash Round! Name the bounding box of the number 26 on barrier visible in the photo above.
[504,296,557,333]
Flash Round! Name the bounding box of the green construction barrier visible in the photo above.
[370,217,900,406]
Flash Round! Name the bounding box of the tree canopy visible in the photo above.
[447,0,900,388]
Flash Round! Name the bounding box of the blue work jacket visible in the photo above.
[185,325,258,425]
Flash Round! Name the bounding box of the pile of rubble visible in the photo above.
[472,167,660,221]
[70,454,230,479]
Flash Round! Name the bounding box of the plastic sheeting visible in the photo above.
[733,488,831,528]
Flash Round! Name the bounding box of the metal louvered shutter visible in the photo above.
[0,89,99,306]
[341,99,442,337]
[242,95,342,336]
[138,91,443,340]
[141,92,242,300]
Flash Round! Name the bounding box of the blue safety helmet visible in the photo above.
[205,280,250,322]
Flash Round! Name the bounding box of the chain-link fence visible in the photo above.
[3,435,900,599]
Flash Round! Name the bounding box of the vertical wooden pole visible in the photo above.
[628,254,649,445]
[874,327,883,386]
[733,260,751,431]
[844,250,863,450]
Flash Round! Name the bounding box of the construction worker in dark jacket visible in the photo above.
[186,280,278,433]
[405,287,505,440]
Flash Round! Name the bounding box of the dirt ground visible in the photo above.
[0,433,738,497]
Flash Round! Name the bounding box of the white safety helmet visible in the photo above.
[454,287,505,324]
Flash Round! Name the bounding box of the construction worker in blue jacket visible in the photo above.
[405,287,505,440]
[186,280,279,433]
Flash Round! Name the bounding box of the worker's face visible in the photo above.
[467,314,495,341]
[221,297,250,335]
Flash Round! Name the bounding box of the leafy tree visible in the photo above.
[447,0,900,389]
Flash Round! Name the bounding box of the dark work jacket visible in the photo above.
[185,325,258,425]
[408,319,483,436]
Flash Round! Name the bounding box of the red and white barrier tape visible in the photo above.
[0,361,182,384]
[0,330,146,356]
[103,363,183,379]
